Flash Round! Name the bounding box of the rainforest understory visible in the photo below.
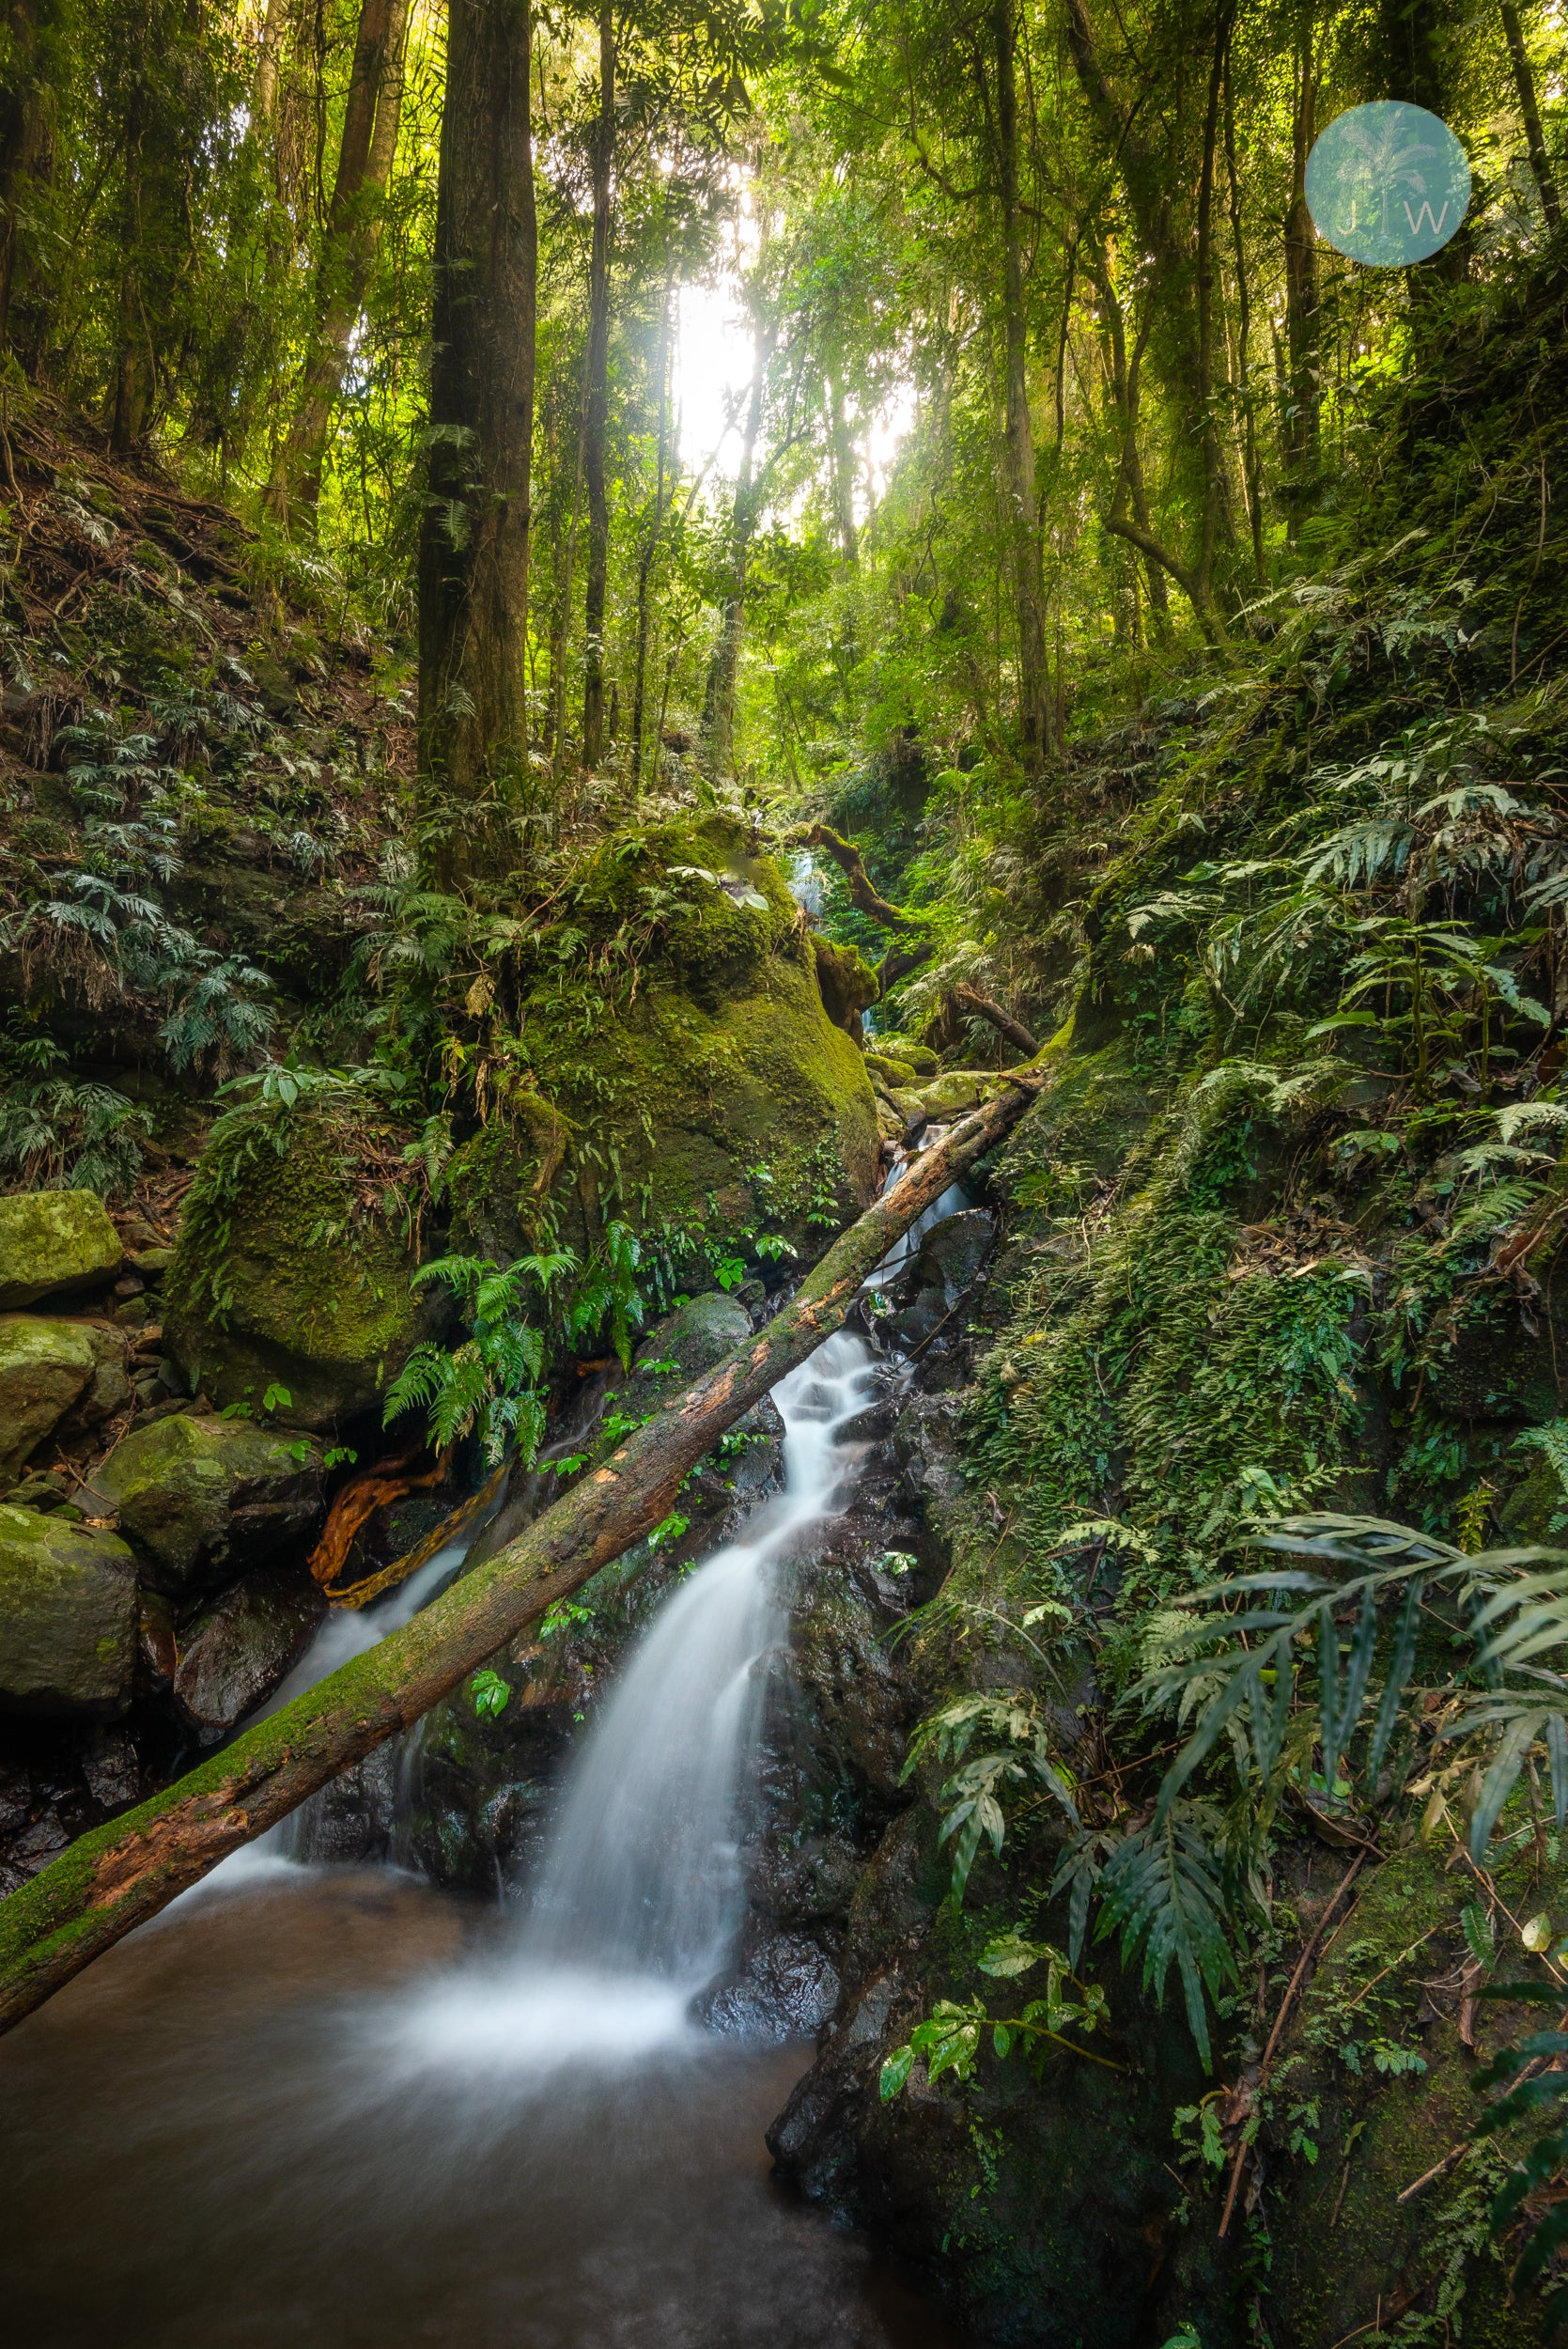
[8,0,1568,2343]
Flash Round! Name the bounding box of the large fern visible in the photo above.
[1137,1513,1568,1859]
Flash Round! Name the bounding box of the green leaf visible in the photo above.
[878,2045,914,2101]
[470,1668,510,1719]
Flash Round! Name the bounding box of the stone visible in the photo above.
[910,1069,1007,1121]
[0,1315,130,1484]
[87,1411,325,1596]
[160,1097,446,1433]
[173,1564,326,1735]
[0,1190,123,1311]
[0,1504,138,1717]
[886,1208,994,1350]
[706,1932,840,2040]
[634,1289,752,1383]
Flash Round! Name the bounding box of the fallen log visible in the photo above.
[0,1071,1049,2036]
[953,982,1039,1060]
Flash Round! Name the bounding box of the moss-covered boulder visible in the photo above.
[0,1315,130,1484]
[0,1190,123,1311]
[633,1289,752,1381]
[87,1411,324,1596]
[160,1095,441,1431]
[451,814,879,1278]
[0,1504,138,1716]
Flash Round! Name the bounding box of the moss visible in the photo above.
[162,1098,437,1432]
[0,1190,123,1311]
[452,830,879,1278]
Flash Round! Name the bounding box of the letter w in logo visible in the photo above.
[1403,199,1450,238]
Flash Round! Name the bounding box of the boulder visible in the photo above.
[886,1207,994,1349]
[0,1190,123,1311]
[444,814,879,1282]
[161,1097,443,1433]
[634,1289,752,1382]
[173,1563,326,1735]
[0,1504,138,1717]
[87,1411,324,1596]
[0,1315,130,1483]
[911,1070,1007,1122]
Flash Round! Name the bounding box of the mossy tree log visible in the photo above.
[0,1076,1046,2036]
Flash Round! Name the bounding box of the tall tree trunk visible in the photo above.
[0,1079,1048,2040]
[1223,54,1265,586]
[630,257,675,795]
[0,0,54,364]
[546,335,590,776]
[701,313,773,780]
[580,0,614,772]
[1081,226,1169,628]
[1281,0,1320,512]
[251,0,290,130]
[1192,0,1236,612]
[263,0,410,527]
[1500,0,1561,229]
[991,0,1053,769]
[416,0,537,882]
[826,368,859,568]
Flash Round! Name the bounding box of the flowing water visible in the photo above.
[0,1319,955,2347]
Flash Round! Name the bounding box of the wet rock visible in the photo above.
[0,1503,138,1716]
[0,1315,130,1483]
[87,1411,324,1596]
[706,1932,840,2040]
[174,1564,327,1735]
[80,1726,140,1810]
[0,1190,123,1311]
[634,1289,752,1381]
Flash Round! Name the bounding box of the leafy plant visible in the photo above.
[470,1669,510,1719]
[0,1021,150,1198]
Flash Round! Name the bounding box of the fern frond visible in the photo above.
[1094,1800,1237,2069]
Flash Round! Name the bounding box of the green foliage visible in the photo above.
[0,1020,150,1198]
[469,1669,510,1719]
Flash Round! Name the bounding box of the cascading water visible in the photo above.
[1,1235,959,2347]
[384,1328,884,2075]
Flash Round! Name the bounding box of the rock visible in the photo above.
[886,1208,994,1350]
[87,1411,324,1596]
[635,1289,752,1382]
[908,1206,994,1302]
[161,1097,445,1433]
[911,1069,1007,1121]
[706,1932,840,2040]
[0,1190,123,1311]
[0,1315,130,1484]
[0,1504,138,1716]
[173,1564,326,1734]
[444,813,879,1280]
[129,1247,175,1278]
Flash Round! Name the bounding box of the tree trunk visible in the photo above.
[0,0,54,364]
[826,368,859,568]
[0,1076,1048,2039]
[416,0,537,883]
[251,0,290,130]
[991,0,1053,770]
[1281,1,1321,508]
[263,0,411,527]
[629,257,675,794]
[1192,0,1236,613]
[1081,226,1169,628]
[702,310,773,779]
[580,0,614,773]
[954,982,1039,1057]
[1500,0,1561,230]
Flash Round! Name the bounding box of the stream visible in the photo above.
[0,1276,958,2347]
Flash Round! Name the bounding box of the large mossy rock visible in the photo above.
[0,1504,138,1716]
[89,1411,324,1596]
[451,814,879,1276]
[0,1190,122,1311]
[633,1289,752,1380]
[0,1315,130,1484]
[161,1094,441,1431]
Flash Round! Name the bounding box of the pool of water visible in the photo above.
[0,1867,954,2349]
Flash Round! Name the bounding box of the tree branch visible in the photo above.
[954,982,1039,1058]
[799,823,929,932]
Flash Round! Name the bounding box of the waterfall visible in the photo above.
[380,1328,882,2077]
